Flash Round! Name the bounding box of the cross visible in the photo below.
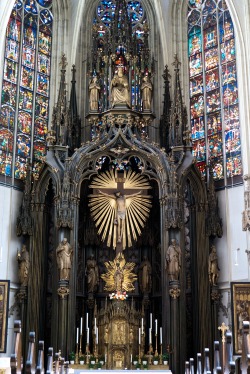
[218,322,229,343]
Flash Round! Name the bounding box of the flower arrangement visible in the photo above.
[109,290,128,300]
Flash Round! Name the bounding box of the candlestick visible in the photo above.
[76,327,79,344]
[87,327,89,344]
[80,318,83,334]
[155,319,158,335]
[96,327,98,344]
[150,313,152,329]
[160,327,162,345]
[141,318,144,334]
[149,327,152,344]
[86,313,88,329]
[139,327,141,344]
[94,318,97,333]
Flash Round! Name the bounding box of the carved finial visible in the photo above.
[172,54,181,70]
[218,322,229,343]
[59,53,68,70]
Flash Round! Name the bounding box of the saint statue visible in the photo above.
[56,238,73,281]
[110,67,130,108]
[166,239,181,281]
[17,244,30,286]
[114,262,124,291]
[85,255,99,293]
[139,256,152,293]
[89,76,100,111]
[208,245,220,285]
[141,75,153,111]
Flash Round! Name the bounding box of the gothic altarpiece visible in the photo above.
[15,1,223,373]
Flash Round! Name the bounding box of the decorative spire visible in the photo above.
[160,65,171,150]
[168,55,188,149]
[68,65,81,153]
[206,168,223,237]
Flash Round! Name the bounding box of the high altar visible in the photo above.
[15,0,223,373]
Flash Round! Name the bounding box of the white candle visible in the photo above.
[94,317,97,333]
[160,327,162,344]
[86,313,89,329]
[141,318,144,334]
[150,313,152,329]
[149,328,152,344]
[80,318,83,334]
[96,327,98,344]
[76,327,79,344]
[105,354,107,363]
[87,327,89,344]
[139,328,141,344]
[155,319,158,335]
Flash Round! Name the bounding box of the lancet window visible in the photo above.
[187,0,242,186]
[0,0,53,180]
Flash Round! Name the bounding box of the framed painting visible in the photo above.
[231,282,250,354]
[0,280,10,353]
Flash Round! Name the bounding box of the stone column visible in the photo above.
[169,280,180,374]
[57,280,70,357]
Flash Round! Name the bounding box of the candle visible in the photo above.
[139,328,141,344]
[80,318,83,334]
[160,327,162,344]
[86,313,89,329]
[94,317,97,333]
[87,327,89,344]
[155,319,158,335]
[149,328,152,344]
[96,327,98,344]
[76,327,79,344]
[150,313,152,329]
[105,354,107,363]
[141,318,144,334]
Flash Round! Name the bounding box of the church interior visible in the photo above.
[0,0,250,373]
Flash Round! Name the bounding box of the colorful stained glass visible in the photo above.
[190,74,203,97]
[202,0,216,16]
[190,95,204,118]
[33,141,46,161]
[219,18,234,43]
[207,112,222,136]
[17,111,32,135]
[16,134,31,158]
[225,128,241,154]
[192,139,206,162]
[206,89,220,113]
[188,31,202,56]
[205,68,219,91]
[39,32,51,54]
[40,9,53,24]
[21,65,34,89]
[208,134,223,158]
[14,156,27,179]
[189,53,202,77]
[204,26,217,50]
[221,39,235,63]
[223,84,238,107]
[35,94,49,118]
[191,116,205,140]
[197,162,206,178]
[0,128,14,153]
[188,10,201,30]
[222,62,236,85]
[224,104,239,130]
[226,155,242,178]
[212,159,224,179]
[22,45,36,69]
[37,0,52,7]
[6,18,21,42]
[34,118,48,139]
[24,0,38,14]
[23,26,37,48]
[1,81,17,107]
[189,0,202,7]
[38,52,50,74]
[0,153,12,176]
[0,106,15,129]
[5,39,19,62]
[14,1,23,11]
[37,73,49,96]
[4,59,18,84]
[19,87,33,112]
[205,47,218,70]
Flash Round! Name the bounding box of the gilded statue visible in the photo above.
[17,244,30,286]
[208,245,220,285]
[141,74,153,111]
[89,76,100,111]
[110,67,130,108]
[85,255,99,293]
[56,238,73,281]
[101,252,137,292]
[166,239,181,281]
[139,256,152,293]
[88,170,152,249]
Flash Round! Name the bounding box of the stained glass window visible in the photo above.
[0,0,53,180]
[187,0,242,185]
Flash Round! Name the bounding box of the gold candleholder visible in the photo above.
[148,344,153,364]
[138,344,141,364]
[85,344,90,364]
[79,334,82,356]
[159,344,162,365]
[154,334,158,356]
[75,343,79,364]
